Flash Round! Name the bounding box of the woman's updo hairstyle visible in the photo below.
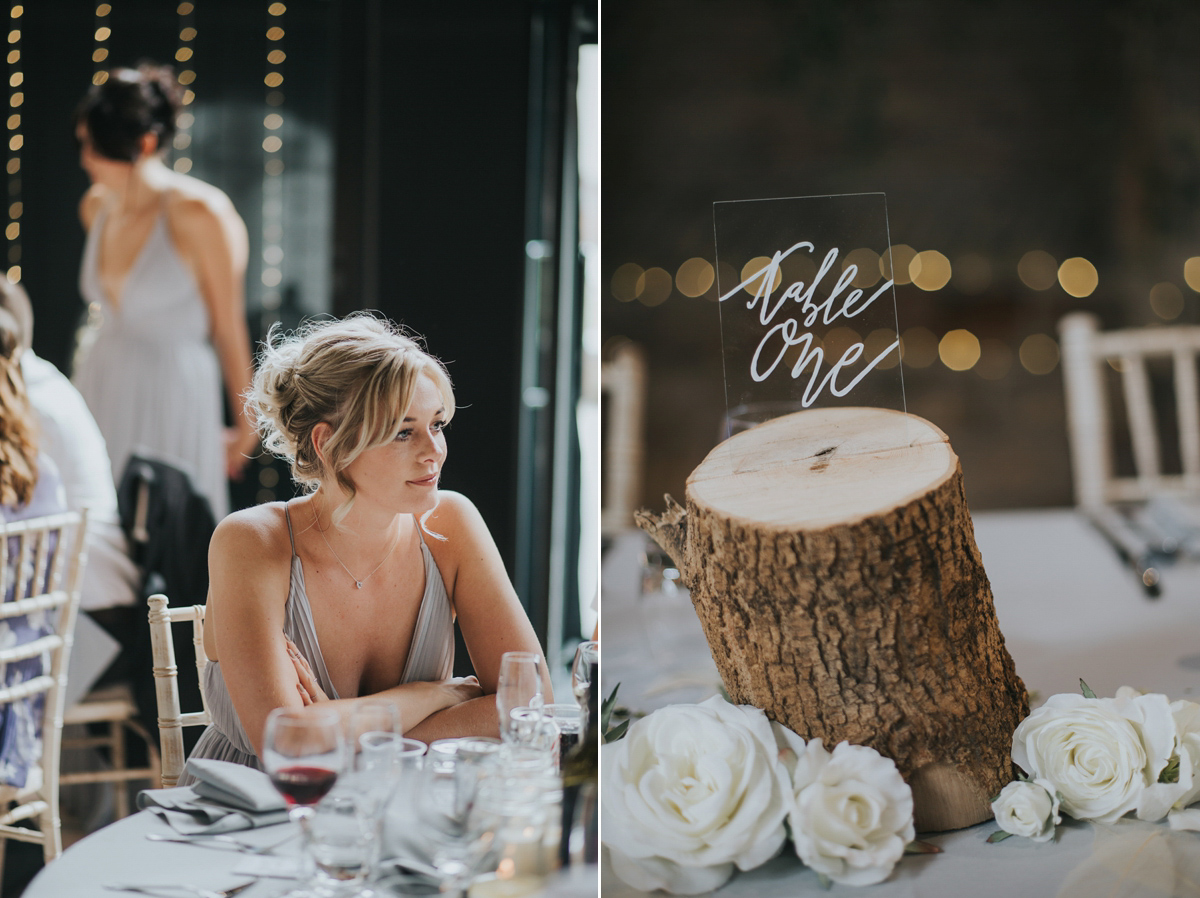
[75,63,182,162]
[248,314,455,524]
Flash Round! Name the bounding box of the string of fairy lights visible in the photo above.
[260,2,286,318]
[173,1,196,173]
[6,3,20,285]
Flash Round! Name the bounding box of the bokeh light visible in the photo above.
[880,244,916,285]
[939,329,981,371]
[864,328,901,369]
[675,257,714,298]
[911,250,952,291]
[900,326,938,368]
[1185,257,1200,293]
[976,338,1014,381]
[1058,257,1098,298]
[741,256,782,297]
[1018,250,1058,290]
[842,247,881,288]
[822,326,861,361]
[637,267,673,306]
[1150,282,1184,320]
[611,262,643,302]
[779,251,817,291]
[1020,334,1059,374]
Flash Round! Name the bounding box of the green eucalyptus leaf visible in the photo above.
[904,839,943,855]
[1160,755,1181,784]
[604,718,630,744]
[817,873,833,890]
[987,830,1014,843]
[601,683,620,732]
[1080,679,1097,699]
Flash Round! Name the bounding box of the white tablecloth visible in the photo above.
[601,509,1200,896]
[25,810,292,898]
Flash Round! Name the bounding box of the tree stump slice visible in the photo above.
[636,407,1028,832]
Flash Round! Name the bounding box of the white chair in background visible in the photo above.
[0,509,87,866]
[1059,311,1200,508]
[601,340,647,536]
[147,595,210,788]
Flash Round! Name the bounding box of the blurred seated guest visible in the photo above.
[0,304,66,790]
[74,63,256,520]
[186,315,552,776]
[0,280,139,617]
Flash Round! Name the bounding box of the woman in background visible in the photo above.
[186,315,551,773]
[74,63,256,519]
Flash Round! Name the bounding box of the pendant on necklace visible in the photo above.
[356,581,363,589]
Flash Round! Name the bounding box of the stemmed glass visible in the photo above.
[572,641,599,706]
[415,740,502,897]
[262,707,347,897]
[496,651,545,745]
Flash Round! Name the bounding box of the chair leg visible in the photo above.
[112,722,128,820]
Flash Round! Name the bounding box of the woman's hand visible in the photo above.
[428,676,483,712]
[287,637,329,705]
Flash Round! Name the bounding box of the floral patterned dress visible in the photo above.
[0,455,66,789]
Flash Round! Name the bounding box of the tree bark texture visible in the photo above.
[636,407,1029,831]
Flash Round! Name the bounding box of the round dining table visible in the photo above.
[25,809,296,898]
[601,507,1200,896]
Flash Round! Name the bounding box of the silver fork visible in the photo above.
[103,881,255,898]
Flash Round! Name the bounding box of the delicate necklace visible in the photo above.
[314,514,400,589]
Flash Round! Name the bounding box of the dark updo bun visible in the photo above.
[75,62,182,161]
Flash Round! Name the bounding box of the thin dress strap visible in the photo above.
[284,500,297,555]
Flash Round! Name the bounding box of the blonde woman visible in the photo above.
[184,315,551,774]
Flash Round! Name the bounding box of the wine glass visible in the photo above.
[572,641,598,706]
[262,706,346,897]
[496,651,544,745]
[415,739,502,897]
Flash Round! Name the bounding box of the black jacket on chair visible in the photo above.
[116,455,217,746]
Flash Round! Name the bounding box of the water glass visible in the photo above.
[415,748,500,896]
[496,652,545,745]
[543,703,583,770]
[309,792,376,891]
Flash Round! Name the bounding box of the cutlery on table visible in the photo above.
[1088,506,1162,597]
[145,831,297,854]
[103,881,255,898]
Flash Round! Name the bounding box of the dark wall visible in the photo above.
[334,1,536,570]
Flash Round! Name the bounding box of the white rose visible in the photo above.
[1012,691,1175,824]
[787,739,915,886]
[600,696,792,895]
[1140,698,1200,820]
[991,779,1060,841]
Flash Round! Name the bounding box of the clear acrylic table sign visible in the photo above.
[709,192,933,477]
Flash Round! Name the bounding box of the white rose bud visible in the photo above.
[600,696,793,895]
[787,740,915,887]
[991,779,1060,841]
[1012,691,1175,824]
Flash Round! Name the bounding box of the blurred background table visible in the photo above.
[600,508,1200,896]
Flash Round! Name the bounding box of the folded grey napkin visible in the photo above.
[137,759,290,834]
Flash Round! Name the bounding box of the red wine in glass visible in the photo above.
[271,764,339,807]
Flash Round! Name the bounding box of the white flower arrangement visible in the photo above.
[991,679,1200,843]
[600,695,923,892]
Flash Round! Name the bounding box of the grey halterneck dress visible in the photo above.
[180,503,454,783]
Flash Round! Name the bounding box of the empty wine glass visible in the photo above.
[496,651,544,745]
[571,641,598,706]
[262,706,346,898]
[415,739,502,896]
